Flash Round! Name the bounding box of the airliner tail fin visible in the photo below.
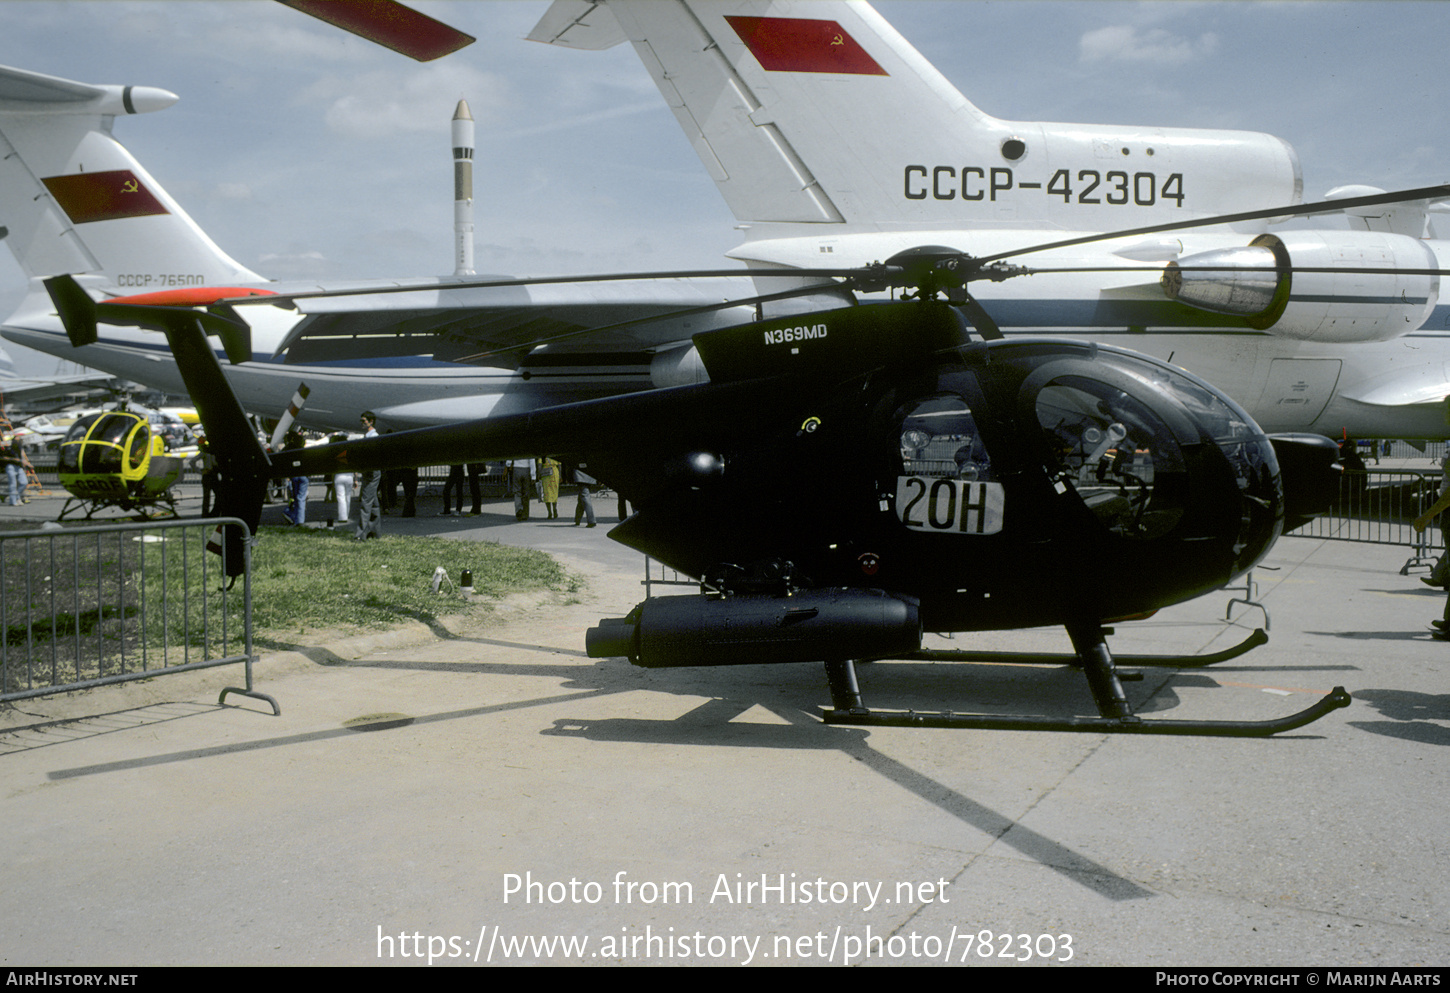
[0,64,264,288]
[532,1,1301,240]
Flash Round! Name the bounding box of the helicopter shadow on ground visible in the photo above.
[27,609,1157,901]
[544,659,1157,901]
[321,640,1154,900]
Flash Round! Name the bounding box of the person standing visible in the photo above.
[329,432,353,528]
[397,465,418,517]
[281,429,309,525]
[196,435,219,516]
[538,456,561,519]
[355,411,382,540]
[510,458,535,520]
[441,463,465,516]
[1423,451,1450,588]
[1,429,25,506]
[1414,489,1450,637]
[573,464,597,528]
[465,462,484,516]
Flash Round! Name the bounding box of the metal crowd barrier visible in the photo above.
[1285,468,1446,579]
[0,517,276,713]
[1287,469,1440,545]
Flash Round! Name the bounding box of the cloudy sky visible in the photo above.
[2,0,1448,377]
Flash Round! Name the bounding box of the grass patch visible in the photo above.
[247,525,570,640]
[1,520,572,694]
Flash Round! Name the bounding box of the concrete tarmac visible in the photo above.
[1,486,1447,967]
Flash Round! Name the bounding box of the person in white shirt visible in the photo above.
[355,411,382,539]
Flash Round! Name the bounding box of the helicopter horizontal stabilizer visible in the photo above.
[42,274,255,363]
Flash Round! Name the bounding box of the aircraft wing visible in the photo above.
[1339,373,1450,409]
[0,370,119,405]
[268,275,762,366]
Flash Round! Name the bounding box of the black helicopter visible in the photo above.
[44,222,1356,736]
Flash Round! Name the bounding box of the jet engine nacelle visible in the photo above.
[1162,231,1439,343]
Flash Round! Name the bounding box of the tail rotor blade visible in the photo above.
[269,383,312,449]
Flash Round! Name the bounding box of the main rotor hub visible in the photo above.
[867,247,1030,300]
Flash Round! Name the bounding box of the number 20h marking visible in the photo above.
[896,477,1004,535]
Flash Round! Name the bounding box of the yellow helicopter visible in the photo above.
[56,409,185,520]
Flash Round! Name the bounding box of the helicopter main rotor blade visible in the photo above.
[997,264,1450,279]
[207,267,880,309]
[970,183,1450,269]
[277,0,474,62]
[457,283,857,363]
[177,184,1450,314]
[957,296,1004,341]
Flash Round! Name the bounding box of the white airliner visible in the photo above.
[3,0,1449,438]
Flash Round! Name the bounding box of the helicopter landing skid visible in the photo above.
[57,493,179,523]
[821,625,1351,737]
[899,626,1268,669]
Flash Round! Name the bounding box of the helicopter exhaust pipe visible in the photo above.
[587,588,921,667]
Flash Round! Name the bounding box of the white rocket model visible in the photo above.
[452,98,474,276]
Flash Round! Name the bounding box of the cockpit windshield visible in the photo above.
[1036,375,1185,539]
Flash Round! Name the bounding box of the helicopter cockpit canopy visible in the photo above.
[885,342,1279,557]
[1025,347,1277,547]
[58,412,151,477]
[1034,374,1186,540]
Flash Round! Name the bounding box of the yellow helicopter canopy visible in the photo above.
[58,411,153,490]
